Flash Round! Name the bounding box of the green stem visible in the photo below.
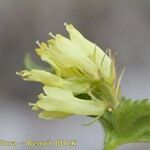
[99,113,119,150]
[103,140,119,150]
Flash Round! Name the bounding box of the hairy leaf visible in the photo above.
[99,97,150,150]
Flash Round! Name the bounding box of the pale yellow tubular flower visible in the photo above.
[17,69,90,94]
[65,23,112,79]
[35,86,106,118]
[16,69,64,86]
[36,41,85,78]
[54,34,100,80]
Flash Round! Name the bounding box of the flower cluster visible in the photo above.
[17,23,122,120]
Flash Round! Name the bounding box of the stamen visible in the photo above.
[48,32,55,38]
[101,49,109,67]
[29,103,35,106]
[35,40,40,46]
[16,72,20,75]
[64,22,68,26]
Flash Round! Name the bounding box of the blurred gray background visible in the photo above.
[0,0,150,149]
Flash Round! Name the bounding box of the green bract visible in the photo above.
[17,23,120,119]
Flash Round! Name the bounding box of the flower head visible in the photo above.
[17,23,122,120]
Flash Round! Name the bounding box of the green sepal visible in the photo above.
[99,97,150,150]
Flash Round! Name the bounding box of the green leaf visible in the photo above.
[99,97,150,150]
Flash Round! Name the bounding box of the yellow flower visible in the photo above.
[17,23,122,120]
[65,23,111,79]
[16,69,90,94]
[29,86,106,120]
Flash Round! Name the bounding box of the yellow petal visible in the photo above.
[55,34,99,80]
[17,69,90,94]
[16,69,65,87]
[36,86,106,116]
[65,23,111,78]
[35,44,61,74]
